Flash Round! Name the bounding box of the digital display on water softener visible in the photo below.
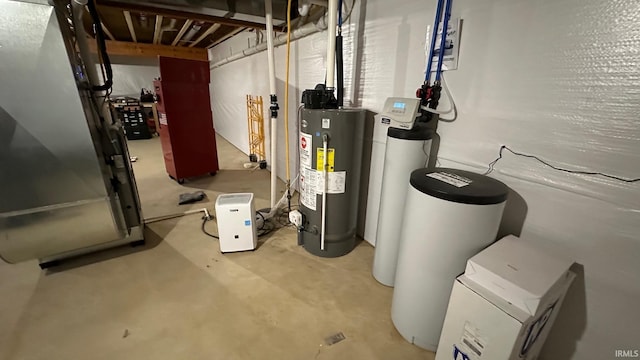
[392,102,406,113]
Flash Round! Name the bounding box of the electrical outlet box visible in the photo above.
[289,210,303,228]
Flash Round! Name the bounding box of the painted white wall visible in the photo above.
[209,28,332,181]
[209,1,640,359]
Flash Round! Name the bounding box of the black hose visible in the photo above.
[336,34,344,107]
[87,0,113,92]
[201,216,220,239]
[201,212,274,240]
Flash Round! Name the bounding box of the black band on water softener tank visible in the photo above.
[409,167,509,205]
[387,126,433,141]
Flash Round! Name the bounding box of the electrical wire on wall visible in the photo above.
[485,146,640,183]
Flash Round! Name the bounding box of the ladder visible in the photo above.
[246,95,266,163]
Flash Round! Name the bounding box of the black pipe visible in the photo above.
[87,0,113,92]
[336,34,344,107]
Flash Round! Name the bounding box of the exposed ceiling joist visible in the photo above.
[101,23,116,41]
[152,15,164,44]
[88,39,208,61]
[189,23,221,48]
[83,5,116,40]
[207,27,246,49]
[172,19,193,46]
[123,10,137,42]
[96,0,286,32]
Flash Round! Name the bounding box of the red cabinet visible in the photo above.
[154,57,219,183]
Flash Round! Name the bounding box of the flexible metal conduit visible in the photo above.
[209,16,328,69]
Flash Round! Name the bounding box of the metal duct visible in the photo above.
[0,0,143,264]
[182,21,203,42]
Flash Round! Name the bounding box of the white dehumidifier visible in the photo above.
[214,193,257,253]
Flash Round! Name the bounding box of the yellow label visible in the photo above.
[316,148,335,172]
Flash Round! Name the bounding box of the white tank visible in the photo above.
[391,168,508,351]
[372,127,433,286]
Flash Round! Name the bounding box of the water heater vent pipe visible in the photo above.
[325,0,338,89]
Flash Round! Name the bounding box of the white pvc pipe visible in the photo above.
[309,0,329,6]
[298,2,311,16]
[71,0,120,155]
[321,135,329,251]
[265,0,278,208]
[210,16,327,69]
[265,0,277,95]
[144,207,211,224]
[71,0,100,87]
[269,113,277,210]
[325,0,338,89]
[348,0,361,107]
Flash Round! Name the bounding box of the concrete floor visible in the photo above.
[0,136,434,360]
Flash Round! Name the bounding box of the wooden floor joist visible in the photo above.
[189,24,221,48]
[96,0,285,32]
[88,39,208,61]
[123,11,137,42]
[207,27,246,49]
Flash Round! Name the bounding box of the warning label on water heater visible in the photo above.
[317,171,346,194]
[316,148,335,172]
[427,172,472,187]
[300,167,318,210]
[300,132,313,169]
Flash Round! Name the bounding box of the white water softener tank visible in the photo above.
[391,168,509,351]
[372,126,433,286]
[364,98,422,245]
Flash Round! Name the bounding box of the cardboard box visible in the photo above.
[436,236,575,360]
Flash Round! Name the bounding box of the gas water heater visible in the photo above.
[298,108,365,257]
[295,0,365,258]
